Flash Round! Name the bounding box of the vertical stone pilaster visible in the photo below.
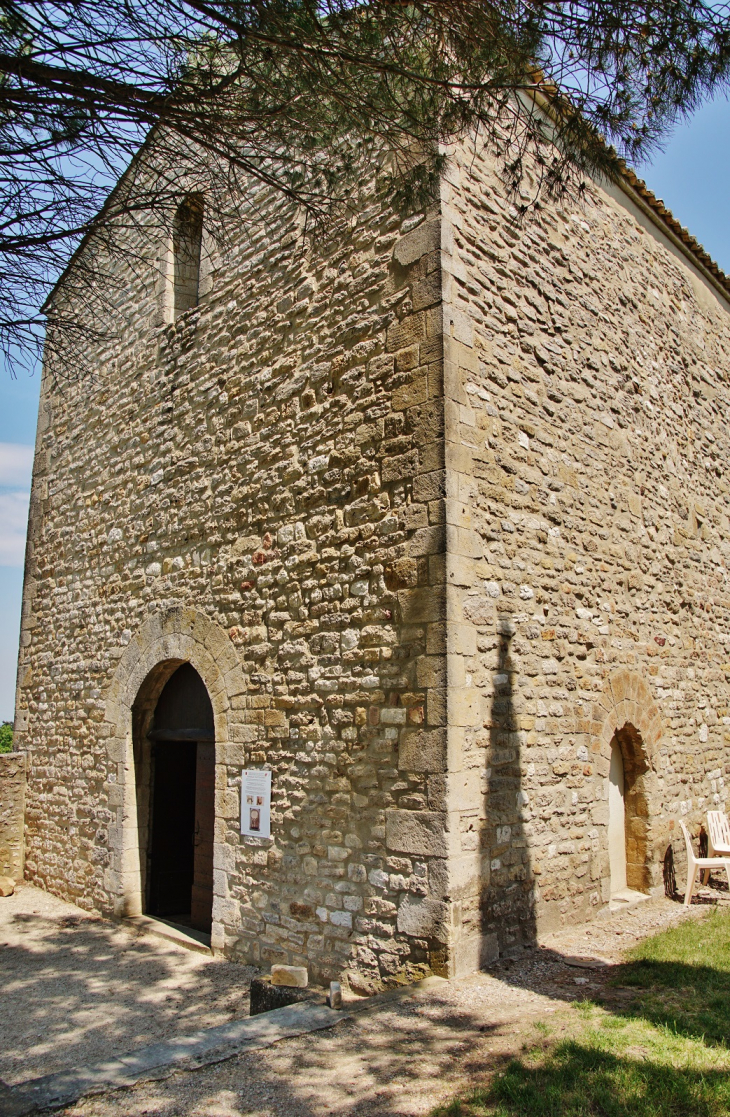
[439,164,500,974]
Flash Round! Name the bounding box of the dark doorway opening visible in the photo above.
[146,663,215,934]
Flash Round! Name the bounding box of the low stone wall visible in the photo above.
[0,753,26,880]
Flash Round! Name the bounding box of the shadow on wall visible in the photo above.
[477,629,668,957]
[480,614,537,958]
[477,631,661,956]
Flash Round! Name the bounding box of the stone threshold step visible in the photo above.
[123,914,212,954]
[608,888,651,913]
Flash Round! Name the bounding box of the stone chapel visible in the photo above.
[8,131,730,990]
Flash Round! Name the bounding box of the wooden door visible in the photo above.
[191,741,215,933]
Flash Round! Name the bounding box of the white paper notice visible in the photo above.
[240,769,272,838]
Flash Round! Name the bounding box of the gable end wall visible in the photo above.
[14,180,455,991]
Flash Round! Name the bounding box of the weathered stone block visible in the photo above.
[381,449,420,483]
[386,810,447,856]
[412,274,443,313]
[392,377,429,411]
[396,894,449,940]
[399,728,446,772]
[408,526,446,557]
[398,587,446,624]
[393,220,440,268]
[271,963,308,987]
[413,470,447,503]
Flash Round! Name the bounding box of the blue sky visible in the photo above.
[1,97,730,722]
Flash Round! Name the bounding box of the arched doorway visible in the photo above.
[143,663,215,934]
[607,723,650,900]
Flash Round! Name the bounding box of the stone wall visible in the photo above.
[441,136,730,957]
[14,132,730,983]
[0,753,26,880]
[14,172,454,989]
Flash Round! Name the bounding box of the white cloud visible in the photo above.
[0,490,30,566]
[0,443,34,488]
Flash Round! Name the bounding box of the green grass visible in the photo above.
[433,909,730,1117]
[620,907,730,1046]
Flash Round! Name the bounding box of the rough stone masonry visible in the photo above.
[0,752,25,882]
[10,130,730,991]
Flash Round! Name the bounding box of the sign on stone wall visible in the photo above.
[240,769,271,839]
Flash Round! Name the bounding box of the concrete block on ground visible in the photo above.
[250,976,319,1016]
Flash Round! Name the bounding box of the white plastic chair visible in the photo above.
[702,811,730,883]
[680,820,730,906]
[707,811,730,856]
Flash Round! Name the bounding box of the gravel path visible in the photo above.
[3,881,727,1116]
[0,885,256,1088]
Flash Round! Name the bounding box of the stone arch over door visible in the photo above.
[102,607,246,938]
[591,670,664,898]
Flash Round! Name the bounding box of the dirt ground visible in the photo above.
[0,885,256,1088]
[2,882,726,1116]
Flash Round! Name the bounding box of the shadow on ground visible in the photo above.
[433,1039,730,1117]
[0,902,256,1088]
[50,945,730,1117]
[6,887,730,1116]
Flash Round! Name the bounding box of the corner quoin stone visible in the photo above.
[386,810,448,857]
[396,894,449,940]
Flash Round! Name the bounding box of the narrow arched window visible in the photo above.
[173,194,204,316]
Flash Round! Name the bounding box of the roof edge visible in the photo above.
[613,159,730,304]
[524,84,730,305]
